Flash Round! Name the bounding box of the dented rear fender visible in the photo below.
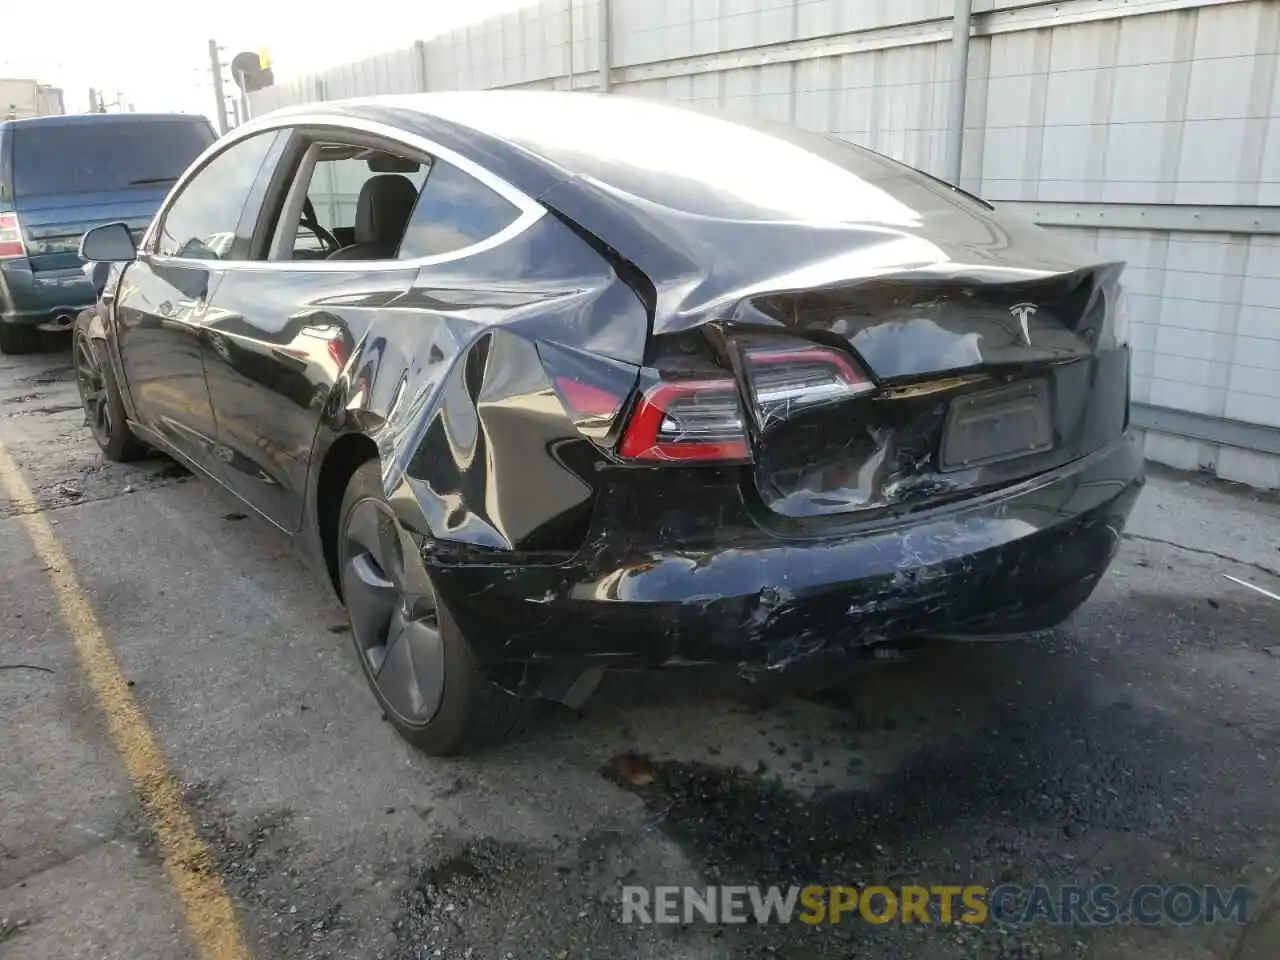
[307,211,648,555]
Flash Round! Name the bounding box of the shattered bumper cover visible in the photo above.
[430,433,1144,669]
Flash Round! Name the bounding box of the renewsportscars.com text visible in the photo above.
[620,884,1250,927]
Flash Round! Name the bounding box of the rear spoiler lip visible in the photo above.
[701,262,1124,384]
[685,259,1128,330]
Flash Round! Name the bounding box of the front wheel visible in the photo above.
[337,460,530,756]
[72,320,145,462]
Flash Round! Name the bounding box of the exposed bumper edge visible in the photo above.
[0,261,96,326]
[434,433,1145,668]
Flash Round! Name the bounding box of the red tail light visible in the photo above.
[741,339,875,426]
[617,338,875,464]
[0,213,25,260]
[618,377,749,462]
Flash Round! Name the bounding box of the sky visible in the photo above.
[2,0,528,118]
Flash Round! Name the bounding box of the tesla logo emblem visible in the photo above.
[1009,302,1038,346]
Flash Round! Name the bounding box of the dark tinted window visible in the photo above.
[399,159,520,258]
[12,119,216,198]
[157,132,278,261]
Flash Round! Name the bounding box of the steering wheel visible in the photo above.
[307,221,341,254]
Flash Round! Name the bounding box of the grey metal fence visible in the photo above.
[250,0,1280,489]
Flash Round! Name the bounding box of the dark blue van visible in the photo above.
[0,112,216,353]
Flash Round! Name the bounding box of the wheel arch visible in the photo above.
[74,294,143,425]
[315,431,381,599]
[73,305,107,340]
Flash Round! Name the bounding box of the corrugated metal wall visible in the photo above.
[249,0,1280,488]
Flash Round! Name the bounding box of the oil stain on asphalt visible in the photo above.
[15,365,75,387]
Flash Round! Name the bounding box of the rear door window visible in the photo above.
[271,142,432,261]
[306,154,429,239]
[398,159,521,259]
[264,135,525,262]
[12,119,215,198]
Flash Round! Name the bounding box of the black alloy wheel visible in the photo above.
[340,494,447,728]
[337,461,531,755]
[72,320,145,462]
[75,331,113,447]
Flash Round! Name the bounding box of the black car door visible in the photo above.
[200,128,531,533]
[200,132,425,530]
[112,130,289,471]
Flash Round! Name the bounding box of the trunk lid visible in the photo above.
[742,268,1105,382]
[721,261,1131,519]
[713,263,1128,521]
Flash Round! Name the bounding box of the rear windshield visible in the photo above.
[423,92,953,225]
[12,119,215,198]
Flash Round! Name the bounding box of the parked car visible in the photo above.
[0,112,216,353]
[74,92,1144,755]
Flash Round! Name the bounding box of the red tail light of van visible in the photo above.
[0,213,26,260]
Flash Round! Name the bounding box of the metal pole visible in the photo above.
[415,39,429,92]
[566,0,574,91]
[597,0,611,92]
[237,75,252,124]
[208,38,229,135]
[944,0,973,185]
[231,99,241,127]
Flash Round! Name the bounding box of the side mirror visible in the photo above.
[80,222,137,263]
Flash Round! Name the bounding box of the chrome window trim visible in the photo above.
[140,112,545,274]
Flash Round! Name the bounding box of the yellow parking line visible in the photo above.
[0,442,249,960]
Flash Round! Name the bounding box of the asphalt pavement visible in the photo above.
[2,342,1279,960]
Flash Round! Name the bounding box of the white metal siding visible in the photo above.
[35,86,64,117]
[248,0,1280,487]
[0,79,40,120]
[2,80,64,119]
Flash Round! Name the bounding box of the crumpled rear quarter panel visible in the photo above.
[316,211,645,556]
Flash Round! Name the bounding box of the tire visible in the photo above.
[337,460,530,756]
[0,321,40,355]
[72,318,146,462]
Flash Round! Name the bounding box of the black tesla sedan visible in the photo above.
[75,91,1143,755]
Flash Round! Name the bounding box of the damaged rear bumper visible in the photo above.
[433,432,1144,669]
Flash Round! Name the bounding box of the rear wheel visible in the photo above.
[0,321,40,355]
[73,320,145,462]
[338,461,529,756]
